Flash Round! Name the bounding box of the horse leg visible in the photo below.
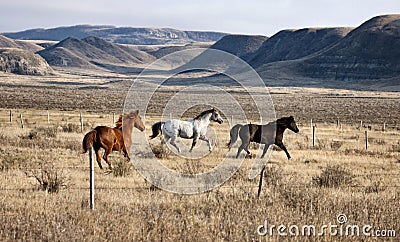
[276,142,291,160]
[243,142,251,156]
[189,133,199,153]
[123,146,130,161]
[103,147,113,169]
[199,135,212,151]
[169,136,181,153]
[236,139,251,158]
[261,144,271,158]
[235,143,244,158]
[94,147,103,169]
[162,134,170,146]
[236,142,251,158]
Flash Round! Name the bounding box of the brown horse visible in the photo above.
[82,110,145,169]
[227,116,299,159]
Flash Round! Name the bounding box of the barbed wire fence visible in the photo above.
[0,109,399,195]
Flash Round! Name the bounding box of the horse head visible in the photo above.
[287,116,299,133]
[210,108,223,124]
[125,110,145,132]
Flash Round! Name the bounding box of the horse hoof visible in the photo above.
[245,153,253,159]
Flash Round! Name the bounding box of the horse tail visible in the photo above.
[82,130,97,153]
[149,121,165,139]
[227,124,243,149]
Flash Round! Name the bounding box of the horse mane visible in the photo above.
[194,109,215,120]
[276,116,293,124]
[115,115,123,129]
[115,111,140,129]
[260,116,293,128]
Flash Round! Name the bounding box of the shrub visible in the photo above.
[330,140,343,151]
[278,185,320,213]
[364,180,386,193]
[25,162,69,193]
[151,143,171,159]
[0,153,26,171]
[312,165,354,188]
[61,123,81,133]
[263,165,283,188]
[304,159,318,164]
[389,142,400,152]
[24,126,58,140]
[313,139,328,150]
[112,160,133,177]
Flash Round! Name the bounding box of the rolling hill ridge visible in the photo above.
[3,25,227,45]
[1,14,400,90]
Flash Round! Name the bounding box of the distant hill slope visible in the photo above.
[248,27,352,67]
[3,25,227,45]
[0,48,53,75]
[252,14,400,90]
[209,34,268,61]
[81,36,155,63]
[149,43,213,59]
[37,36,155,68]
[295,14,400,80]
[0,35,43,52]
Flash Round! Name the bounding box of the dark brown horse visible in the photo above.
[227,116,299,159]
[82,111,145,169]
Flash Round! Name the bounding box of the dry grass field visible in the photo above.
[0,71,399,241]
[0,104,399,241]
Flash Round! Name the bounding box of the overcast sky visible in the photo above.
[1,0,399,36]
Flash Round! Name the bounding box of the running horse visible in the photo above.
[82,111,145,169]
[149,108,223,153]
[227,116,299,159]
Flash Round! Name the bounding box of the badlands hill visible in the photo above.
[3,25,227,45]
[37,36,155,69]
[1,14,400,90]
[209,34,268,62]
[295,14,400,80]
[0,35,43,52]
[248,27,353,67]
[0,48,53,75]
[0,35,52,75]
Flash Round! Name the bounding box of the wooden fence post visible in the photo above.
[9,110,12,123]
[80,112,84,133]
[337,119,340,128]
[20,113,24,129]
[365,130,368,150]
[257,165,266,198]
[383,122,386,132]
[360,120,363,130]
[312,125,316,147]
[89,147,95,210]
